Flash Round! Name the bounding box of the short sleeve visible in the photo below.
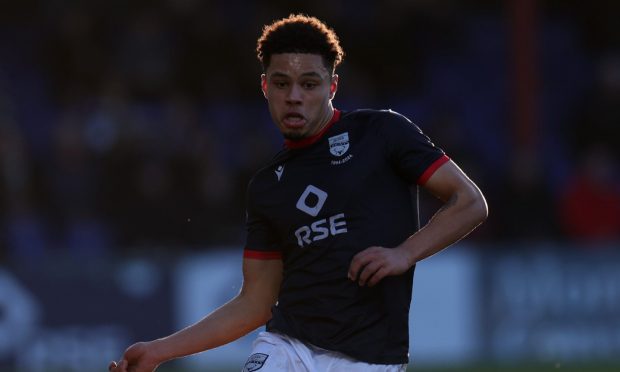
[379,110,449,185]
[244,179,282,260]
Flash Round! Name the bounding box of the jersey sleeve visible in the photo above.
[379,110,449,185]
[244,178,283,260]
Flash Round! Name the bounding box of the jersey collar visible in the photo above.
[284,109,341,149]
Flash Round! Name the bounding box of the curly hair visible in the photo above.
[257,14,344,74]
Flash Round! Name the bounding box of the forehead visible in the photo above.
[266,53,330,78]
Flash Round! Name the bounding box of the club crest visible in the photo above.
[328,132,349,157]
[243,353,269,372]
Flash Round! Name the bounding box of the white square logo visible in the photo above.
[296,185,328,217]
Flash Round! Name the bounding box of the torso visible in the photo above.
[245,109,447,364]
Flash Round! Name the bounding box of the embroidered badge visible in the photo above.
[328,132,349,156]
[243,353,269,372]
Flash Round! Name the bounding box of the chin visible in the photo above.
[283,131,307,141]
[281,126,309,141]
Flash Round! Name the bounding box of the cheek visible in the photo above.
[267,99,278,113]
[312,92,331,108]
[267,90,286,103]
[267,99,283,121]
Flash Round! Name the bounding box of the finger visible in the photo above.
[108,361,117,371]
[348,254,372,280]
[348,247,379,280]
[367,266,390,287]
[358,261,383,286]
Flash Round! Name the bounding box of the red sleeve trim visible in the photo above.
[417,155,450,185]
[243,249,282,260]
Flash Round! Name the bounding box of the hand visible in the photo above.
[108,341,161,372]
[348,246,412,287]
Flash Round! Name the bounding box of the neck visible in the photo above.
[310,104,335,137]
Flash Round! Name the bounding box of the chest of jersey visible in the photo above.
[257,122,413,255]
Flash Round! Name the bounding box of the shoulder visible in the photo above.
[340,109,424,142]
[341,108,410,123]
[247,148,289,196]
[342,109,417,131]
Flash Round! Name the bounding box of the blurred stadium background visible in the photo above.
[1,0,620,371]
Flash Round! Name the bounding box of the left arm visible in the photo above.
[348,160,487,286]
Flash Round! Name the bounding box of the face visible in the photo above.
[261,53,338,140]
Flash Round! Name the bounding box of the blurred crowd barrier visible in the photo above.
[1,243,619,371]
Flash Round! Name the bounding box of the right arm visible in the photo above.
[109,257,282,372]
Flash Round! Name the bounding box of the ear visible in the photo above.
[329,74,339,99]
[261,74,267,98]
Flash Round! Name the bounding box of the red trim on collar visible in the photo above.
[284,109,341,149]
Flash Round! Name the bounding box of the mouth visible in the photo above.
[282,113,306,129]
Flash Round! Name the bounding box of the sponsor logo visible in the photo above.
[296,185,328,217]
[294,185,348,247]
[274,164,285,181]
[328,132,349,156]
[243,353,269,372]
[294,213,348,247]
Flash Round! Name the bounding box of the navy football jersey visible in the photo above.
[244,109,449,364]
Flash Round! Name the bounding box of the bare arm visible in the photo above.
[401,159,487,261]
[109,258,282,372]
[348,160,487,286]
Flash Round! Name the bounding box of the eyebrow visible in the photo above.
[270,71,326,79]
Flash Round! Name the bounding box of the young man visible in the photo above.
[109,14,487,372]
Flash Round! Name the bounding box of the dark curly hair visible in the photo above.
[257,14,344,74]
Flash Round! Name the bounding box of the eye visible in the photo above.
[273,81,288,89]
[302,81,318,89]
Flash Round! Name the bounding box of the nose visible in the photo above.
[286,84,303,105]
